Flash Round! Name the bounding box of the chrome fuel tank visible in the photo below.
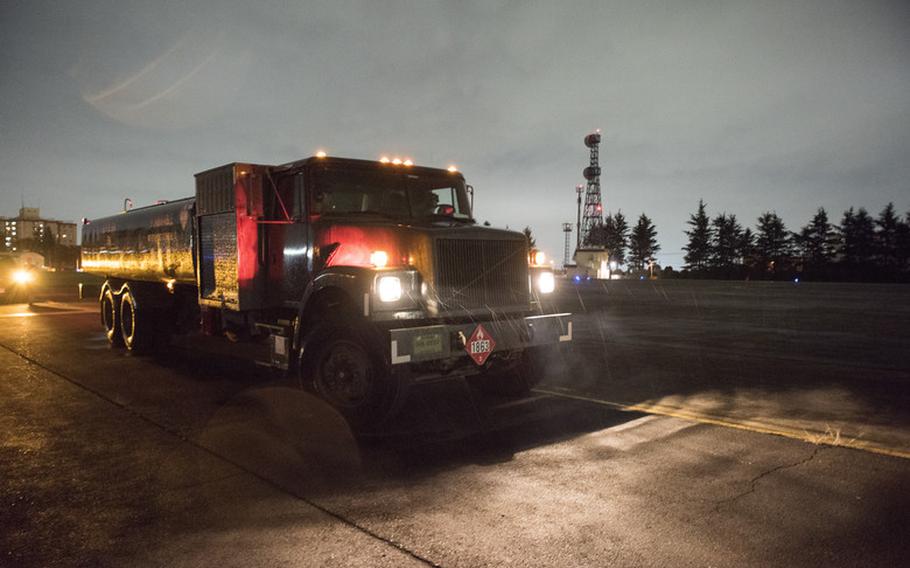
[81,198,196,284]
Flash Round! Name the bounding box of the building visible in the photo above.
[1,207,77,253]
[569,247,612,279]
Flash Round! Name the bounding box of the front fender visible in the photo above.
[293,267,375,351]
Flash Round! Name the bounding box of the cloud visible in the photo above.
[1,0,908,265]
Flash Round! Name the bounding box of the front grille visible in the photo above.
[434,238,529,311]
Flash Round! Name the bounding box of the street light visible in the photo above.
[575,184,584,248]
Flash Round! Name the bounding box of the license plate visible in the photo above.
[413,332,443,356]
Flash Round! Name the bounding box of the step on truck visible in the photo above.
[81,155,572,426]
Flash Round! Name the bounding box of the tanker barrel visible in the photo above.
[80,198,196,284]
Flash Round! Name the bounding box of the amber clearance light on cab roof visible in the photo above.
[377,156,458,171]
[379,156,414,166]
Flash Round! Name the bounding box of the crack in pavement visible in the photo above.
[714,445,825,511]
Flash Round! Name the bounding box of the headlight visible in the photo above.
[536,271,555,294]
[370,250,389,268]
[12,269,34,285]
[377,275,402,302]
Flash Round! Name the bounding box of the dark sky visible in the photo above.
[2,0,908,266]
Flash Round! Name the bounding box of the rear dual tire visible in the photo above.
[101,287,124,347]
[119,288,152,352]
[101,284,159,352]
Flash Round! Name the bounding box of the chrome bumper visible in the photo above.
[388,312,572,365]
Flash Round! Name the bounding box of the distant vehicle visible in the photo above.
[81,155,572,426]
[0,256,37,303]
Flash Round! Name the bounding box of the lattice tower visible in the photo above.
[580,130,603,247]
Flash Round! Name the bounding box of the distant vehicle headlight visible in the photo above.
[536,271,555,294]
[12,269,34,285]
[377,275,402,302]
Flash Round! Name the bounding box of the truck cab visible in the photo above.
[82,155,571,427]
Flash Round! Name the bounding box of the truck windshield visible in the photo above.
[312,169,472,221]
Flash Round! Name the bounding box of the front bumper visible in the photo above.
[388,312,572,366]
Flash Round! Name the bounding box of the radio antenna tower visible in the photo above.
[579,130,604,247]
[562,222,573,267]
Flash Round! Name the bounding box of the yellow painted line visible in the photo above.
[535,387,910,461]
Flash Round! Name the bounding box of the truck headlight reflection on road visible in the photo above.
[537,271,555,294]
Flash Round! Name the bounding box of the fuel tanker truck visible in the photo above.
[81,155,572,425]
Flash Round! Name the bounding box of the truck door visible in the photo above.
[273,170,310,303]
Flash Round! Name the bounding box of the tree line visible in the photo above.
[17,233,80,270]
[681,200,910,282]
[584,212,660,273]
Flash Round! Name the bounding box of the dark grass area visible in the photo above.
[541,278,910,432]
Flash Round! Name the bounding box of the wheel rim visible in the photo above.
[121,297,135,343]
[319,341,372,408]
[102,295,115,333]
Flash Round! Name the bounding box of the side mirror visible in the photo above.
[466,184,474,211]
[310,190,326,215]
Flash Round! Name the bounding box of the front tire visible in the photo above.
[302,325,403,429]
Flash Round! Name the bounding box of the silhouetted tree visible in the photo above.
[838,207,876,266]
[629,214,660,271]
[584,222,604,247]
[710,213,743,269]
[738,227,755,265]
[874,203,901,272]
[898,211,910,273]
[795,207,837,268]
[684,199,712,271]
[755,212,790,274]
[522,226,537,249]
[601,211,629,266]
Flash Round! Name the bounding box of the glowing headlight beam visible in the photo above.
[12,269,34,285]
[537,271,555,294]
[377,276,402,302]
[370,250,389,268]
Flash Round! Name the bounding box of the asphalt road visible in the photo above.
[1,280,909,567]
